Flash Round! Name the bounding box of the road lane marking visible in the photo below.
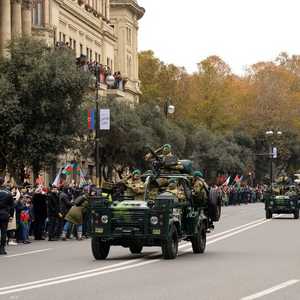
[240,279,300,300]
[0,258,144,292]
[0,218,271,296]
[182,219,270,252]
[5,249,52,258]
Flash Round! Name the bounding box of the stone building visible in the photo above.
[0,0,145,103]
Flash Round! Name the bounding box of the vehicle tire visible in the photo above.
[294,209,299,219]
[91,237,110,260]
[191,222,206,254]
[129,243,143,254]
[266,210,272,219]
[208,188,222,222]
[162,225,178,259]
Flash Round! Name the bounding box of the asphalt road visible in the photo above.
[1,203,300,300]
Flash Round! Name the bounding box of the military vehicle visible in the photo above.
[265,185,300,219]
[89,148,221,260]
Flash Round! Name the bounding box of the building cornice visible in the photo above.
[110,0,145,20]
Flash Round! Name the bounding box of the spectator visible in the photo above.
[0,177,14,255]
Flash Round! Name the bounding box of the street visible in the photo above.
[1,203,299,300]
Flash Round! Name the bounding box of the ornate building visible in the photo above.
[0,0,145,102]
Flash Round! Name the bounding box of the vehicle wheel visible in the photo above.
[208,188,222,222]
[91,237,110,260]
[294,210,299,219]
[191,223,206,254]
[162,225,178,259]
[266,210,272,219]
[129,243,143,254]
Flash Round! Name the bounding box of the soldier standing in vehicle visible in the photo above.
[124,169,145,200]
[192,171,209,205]
[145,144,183,172]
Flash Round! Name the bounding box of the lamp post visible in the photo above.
[94,67,115,187]
[164,97,175,119]
[265,130,282,191]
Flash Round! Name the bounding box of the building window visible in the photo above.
[86,47,89,60]
[32,2,43,26]
[90,49,93,61]
[73,40,76,51]
[63,34,66,43]
[80,44,83,55]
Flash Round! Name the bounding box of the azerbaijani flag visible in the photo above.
[82,109,95,130]
[62,164,73,175]
[88,110,95,130]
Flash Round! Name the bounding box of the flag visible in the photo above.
[53,167,63,187]
[62,164,73,175]
[79,168,87,187]
[88,109,95,130]
[82,109,95,130]
[234,175,240,183]
[222,176,231,186]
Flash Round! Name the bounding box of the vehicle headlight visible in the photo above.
[290,201,294,206]
[101,215,109,224]
[150,216,159,225]
[270,201,273,205]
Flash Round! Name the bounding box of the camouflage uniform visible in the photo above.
[124,170,145,200]
[192,171,208,205]
[165,180,186,202]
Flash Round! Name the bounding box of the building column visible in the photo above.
[22,0,32,36]
[44,0,49,26]
[11,0,22,39]
[0,0,12,57]
[106,0,109,20]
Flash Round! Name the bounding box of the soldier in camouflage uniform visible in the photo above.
[165,179,186,202]
[124,170,145,200]
[145,144,184,172]
[192,171,209,206]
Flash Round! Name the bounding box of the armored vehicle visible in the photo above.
[265,194,299,219]
[89,149,221,260]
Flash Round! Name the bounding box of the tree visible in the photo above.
[0,37,90,182]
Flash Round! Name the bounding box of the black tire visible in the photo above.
[191,222,206,254]
[266,210,272,219]
[91,237,110,260]
[129,243,143,254]
[208,188,222,222]
[294,210,299,219]
[162,225,178,259]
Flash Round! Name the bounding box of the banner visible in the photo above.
[100,109,110,130]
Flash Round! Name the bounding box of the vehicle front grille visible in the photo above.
[111,210,146,233]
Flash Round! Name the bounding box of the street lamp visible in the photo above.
[164,98,175,119]
[265,130,283,191]
[95,67,115,187]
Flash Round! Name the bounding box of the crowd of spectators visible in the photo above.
[0,178,96,255]
[55,41,126,91]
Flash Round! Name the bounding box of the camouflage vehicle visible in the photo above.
[89,149,221,260]
[265,186,300,219]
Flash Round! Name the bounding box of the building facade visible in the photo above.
[0,0,145,102]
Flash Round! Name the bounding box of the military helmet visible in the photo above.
[132,169,141,176]
[193,170,204,178]
[163,144,172,151]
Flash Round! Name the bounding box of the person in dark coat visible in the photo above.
[0,177,14,254]
[32,188,48,240]
[47,187,60,241]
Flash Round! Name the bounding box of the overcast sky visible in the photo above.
[138,0,300,75]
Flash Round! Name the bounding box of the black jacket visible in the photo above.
[32,193,48,221]
[47,192,60,217]
[0,188,14,222]
[59,192,72,215]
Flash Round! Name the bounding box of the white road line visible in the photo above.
[0,259,143,291]
[0,218,270,296]
[5,249,52,258]
[240,279,300,300]
[182,219,270,252]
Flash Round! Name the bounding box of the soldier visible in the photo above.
[165,179,186,202]
[145,144,183,172]
[124,170,145,200]
[192,171,209,205]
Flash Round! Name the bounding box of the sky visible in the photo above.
[138,0,300,75]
